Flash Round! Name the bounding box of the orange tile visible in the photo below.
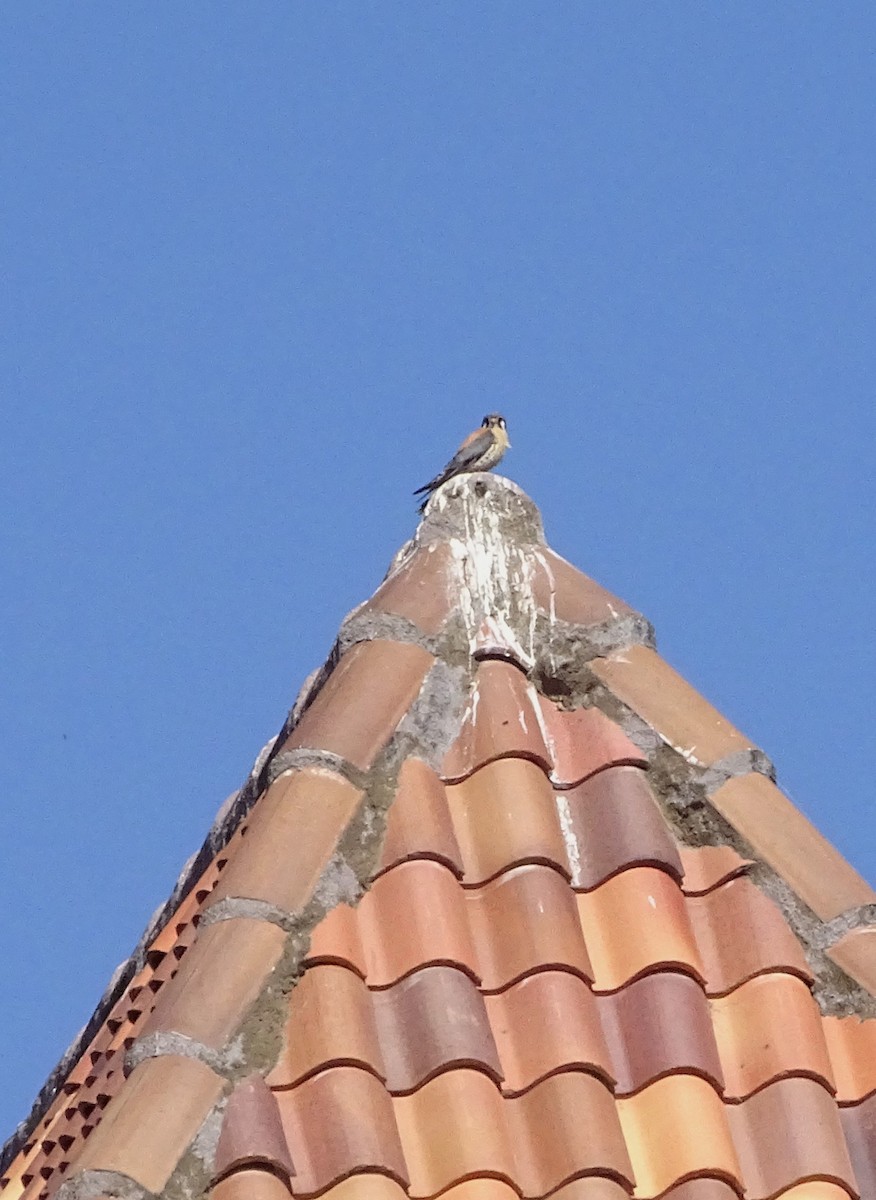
[305,900,368,977]
[71,1055,223,1193]
[616,1075,741,1198]
[446,758,567,885]
[141,918,286,1049]
[822,1014,876,1102]
[267,964,385,1089]
[277,1067,407,1197]
[710,974,835,1100]
[508,1071,633,1195]
[576,867,703,992]
[212,1170,292,1199]
[356,861,478,987]
[530,548,637,628]
[439,1181,520,1200]
[485,971,613,1094]
[686,876,812,996]
[678,844,752,895]
[826,926,876,995]
[355,542,457,636]
[726,1078,855,1200]
[314,1177,410,1200]
[710,773,876,922]
[773,1185,861,1200]
[283,641,434,772]
[441,661,551,783]
[591,645,756,768]
[379,758,462,878]
[207,769,363,914]
[393,1069,514,1197]
[538,698,647,788]
[468,864,593,990]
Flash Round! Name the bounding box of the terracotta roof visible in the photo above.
[3,474,876,1200]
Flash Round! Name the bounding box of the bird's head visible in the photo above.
[481,413,507,431]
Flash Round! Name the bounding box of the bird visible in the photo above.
[414,414,510,512]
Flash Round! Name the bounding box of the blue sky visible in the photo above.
[2,3,874,1139]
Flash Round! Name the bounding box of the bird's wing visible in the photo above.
[413,427,495,496]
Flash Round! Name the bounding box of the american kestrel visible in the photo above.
[414,414,510,512]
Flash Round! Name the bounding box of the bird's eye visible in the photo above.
[481,417,489,427]
[499,418,506,428]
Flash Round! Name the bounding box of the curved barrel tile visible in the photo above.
[305,901,369,978]
[356,861,478,987]
[446,758,568,886]
[379,757,463,879]
[822,1015,876,1104]
[616,1075,742,1199]
[467,864,593,991]
[686,876,813,996]
[282,641,435,773]
[678,845,753,896]
[267,964,385,1089]
[215,1074,293,1180]
[838,1093,876,1200]
[727,1078,856,1200]
[276,1066,408,1198]
[598,972,723,1096]
[710,974,835,1101]
[576,867,704,993]
[393,1070,515,1198]
[484,971,613,1095]
[537,698,648,789]
[557,766,682,891]
[372,966,502,1094]
[212,1169,293,1199]
[441,661,551,783]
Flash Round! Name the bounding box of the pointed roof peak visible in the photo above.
[5,481,876,1199]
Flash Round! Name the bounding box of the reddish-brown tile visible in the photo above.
[710,773,876,923]
[727,1078,856,1200]
[355,543,457,636]
[393,1070,514,1198]
[576,867,703,992]
[207,769,363,914]
[826,926,876,996]
[507,1071,633,1196]
[592,645,756,768]
[305,901,368,977]
[687,876,813,996]
[838,1094,876,1200]
[441,662,551,783]
[616,1075,741,1198]
[485,971,613,1095]
[711,974,835,1100]
[446,758,567,885]
[379,758,463,878]
[283,641,434,772]
[530,548,637,628]
[372,966,501,1093]
[538,698,648,788]
[678,845,752,895]
[467,864,593,991]
[211,1170,292,1200]
[141,918,286,1049]
[277,1067,407,1197]
[822,1015,876,1103]
[356,861,477,987]
[557,766,682,891]
[599,972,723,1095]
[71,1055,224,1193]
[267,965,384,1090]
[214,1074,293,1180]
